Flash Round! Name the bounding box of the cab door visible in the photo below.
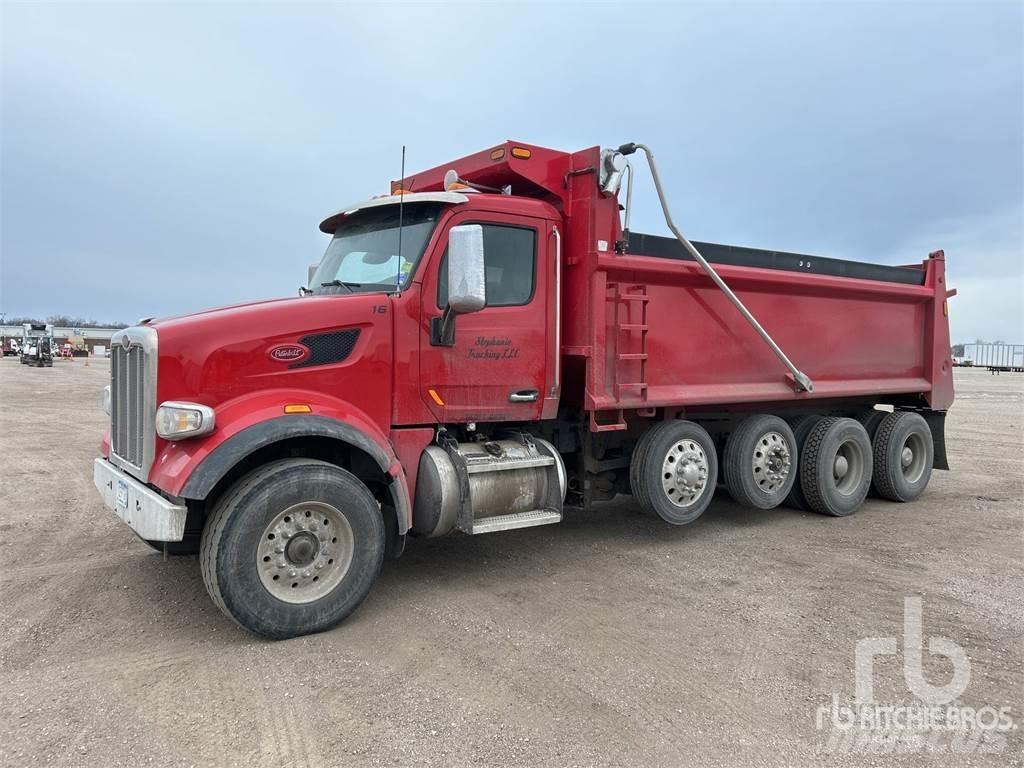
[419,212,550,423]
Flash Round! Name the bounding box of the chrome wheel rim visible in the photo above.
[751,430,792,493]
[901,432,927,484]
[257,501,354,604]
[662,439,709,508]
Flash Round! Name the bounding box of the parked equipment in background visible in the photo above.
[91,140,957,639]
[3,338,20,357]
[20,323,54,367]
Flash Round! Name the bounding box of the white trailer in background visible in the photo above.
[962,343,1024,374]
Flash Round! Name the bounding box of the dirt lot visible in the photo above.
[0,359,1021,767]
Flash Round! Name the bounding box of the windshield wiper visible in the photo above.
[320,279,359,293]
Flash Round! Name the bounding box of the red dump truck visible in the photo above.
[93,140,955,638]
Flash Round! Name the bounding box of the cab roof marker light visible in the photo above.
[284,404,313,414]
[490,148,506,161]
[511,147,531,159]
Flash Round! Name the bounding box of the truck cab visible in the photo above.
[92,140,954,638]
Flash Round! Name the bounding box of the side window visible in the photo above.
[438,224,536,308]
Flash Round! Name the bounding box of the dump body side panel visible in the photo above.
[586,251,952,412]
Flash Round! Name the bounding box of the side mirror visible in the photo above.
[446,225,486,313]
[432,224,486,346]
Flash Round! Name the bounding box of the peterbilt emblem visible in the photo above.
[268,344,309,363]
[121,335,131,350]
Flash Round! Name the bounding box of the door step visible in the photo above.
[470,509,562,535]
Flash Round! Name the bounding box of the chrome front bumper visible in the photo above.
[93,458,186,542]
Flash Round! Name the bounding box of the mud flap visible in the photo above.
[921,410,949,470]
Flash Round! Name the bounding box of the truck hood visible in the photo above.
[150,293,394,413]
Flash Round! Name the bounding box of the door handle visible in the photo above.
[509,389,539,403]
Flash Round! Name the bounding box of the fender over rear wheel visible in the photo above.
[200,458,385,639]
[630,420,718,525]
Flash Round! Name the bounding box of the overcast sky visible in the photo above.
[2,1,1021,343]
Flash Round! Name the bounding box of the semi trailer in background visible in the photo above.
[92,140,955,638]
[962,343,1024,373]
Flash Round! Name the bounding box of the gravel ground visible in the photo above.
[0,359,1021,767]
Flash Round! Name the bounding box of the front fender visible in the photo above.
[149,389,411,531]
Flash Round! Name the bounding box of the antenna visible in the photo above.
[395,145,406,292]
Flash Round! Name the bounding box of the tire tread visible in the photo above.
[630,421,676,515]
[199,458,333,630]
[799,417,840,515]
[783,415,822,510]
[871,411,932,502]
[723,414,797,509]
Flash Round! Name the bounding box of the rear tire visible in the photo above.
[856,408,888,441]
[630,420,717,525]
[799,417,873,517]
[200,458,385,639]
[783,415,823,511]
[629,421,678,515]
[871,411,934,502]
[724,415,797,509]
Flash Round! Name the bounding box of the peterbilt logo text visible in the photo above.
[267,344,309,363]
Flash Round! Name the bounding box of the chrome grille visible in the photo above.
[109,327,157,479]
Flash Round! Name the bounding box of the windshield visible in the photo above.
[310,203,441,295]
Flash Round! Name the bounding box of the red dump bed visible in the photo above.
[584,245,954,414]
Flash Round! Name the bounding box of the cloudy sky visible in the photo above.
[2,1,1021,343]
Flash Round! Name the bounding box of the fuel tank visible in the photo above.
[411,436,566,537]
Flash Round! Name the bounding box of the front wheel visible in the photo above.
[200,458,385,639]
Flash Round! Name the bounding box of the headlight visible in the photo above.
[155,402,216,440]
[101,385,111,416]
